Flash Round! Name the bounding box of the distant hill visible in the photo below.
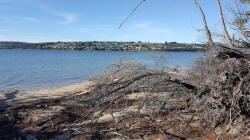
[0,41,207,51]
[0,41,29,45]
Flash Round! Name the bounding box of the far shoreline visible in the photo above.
[0,41,207,51]
[0,47,206,52]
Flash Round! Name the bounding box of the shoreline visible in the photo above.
[0,41,206,51]
[0,65,190,109]
[0,80,94,109]
[0,47,206,52]
[0,79,88,93]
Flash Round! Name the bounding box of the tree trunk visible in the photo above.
[216,0,234,48]
[193,0,215,48]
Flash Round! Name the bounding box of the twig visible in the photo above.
[110,104,116,127]
[118,0,146,29]
[110,132,130,139]
[182,115,194,133]
[48,111,54,128]
[145,115,186,140]
[72,94,124,136]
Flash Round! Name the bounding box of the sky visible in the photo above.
[0,0,234,43]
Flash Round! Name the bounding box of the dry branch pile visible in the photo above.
[73,46,250,139]
[189,46,250,137]
[77,59,195,122]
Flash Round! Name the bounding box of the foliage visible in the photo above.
[233,17,248,26]
[230,0,250,43]
[240,0,250,3]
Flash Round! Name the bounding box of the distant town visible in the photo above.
[0,41,206,51]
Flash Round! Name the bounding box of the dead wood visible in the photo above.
[189,46,250,137]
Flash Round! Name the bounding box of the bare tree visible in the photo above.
[216,0,234,48]
[229,0,249,43]
[193,0,215,48]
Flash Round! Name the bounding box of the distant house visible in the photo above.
[243,28,250,37]
[169,42,177,44]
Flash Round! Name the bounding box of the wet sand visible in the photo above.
[0,80,94,109]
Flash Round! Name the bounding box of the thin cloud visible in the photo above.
[130,22,152,29]
[78,27,102,37]
[58,13,77,24]
[150,28,169,33]
[122,34,131,39]
[39,3,78,24]
[23,17,39,22]
[130,22,169,33]
[78,24,114,33]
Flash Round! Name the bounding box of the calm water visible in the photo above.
[0,49,204,91]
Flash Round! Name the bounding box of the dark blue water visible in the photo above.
[0,49,204,91]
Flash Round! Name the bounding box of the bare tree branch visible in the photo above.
[118,0,146,29]
[193,0,215,49]
[216,0,234,48]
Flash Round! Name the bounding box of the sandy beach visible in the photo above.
[0,80,94,109]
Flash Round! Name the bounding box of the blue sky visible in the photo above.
[0,0,233,43]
